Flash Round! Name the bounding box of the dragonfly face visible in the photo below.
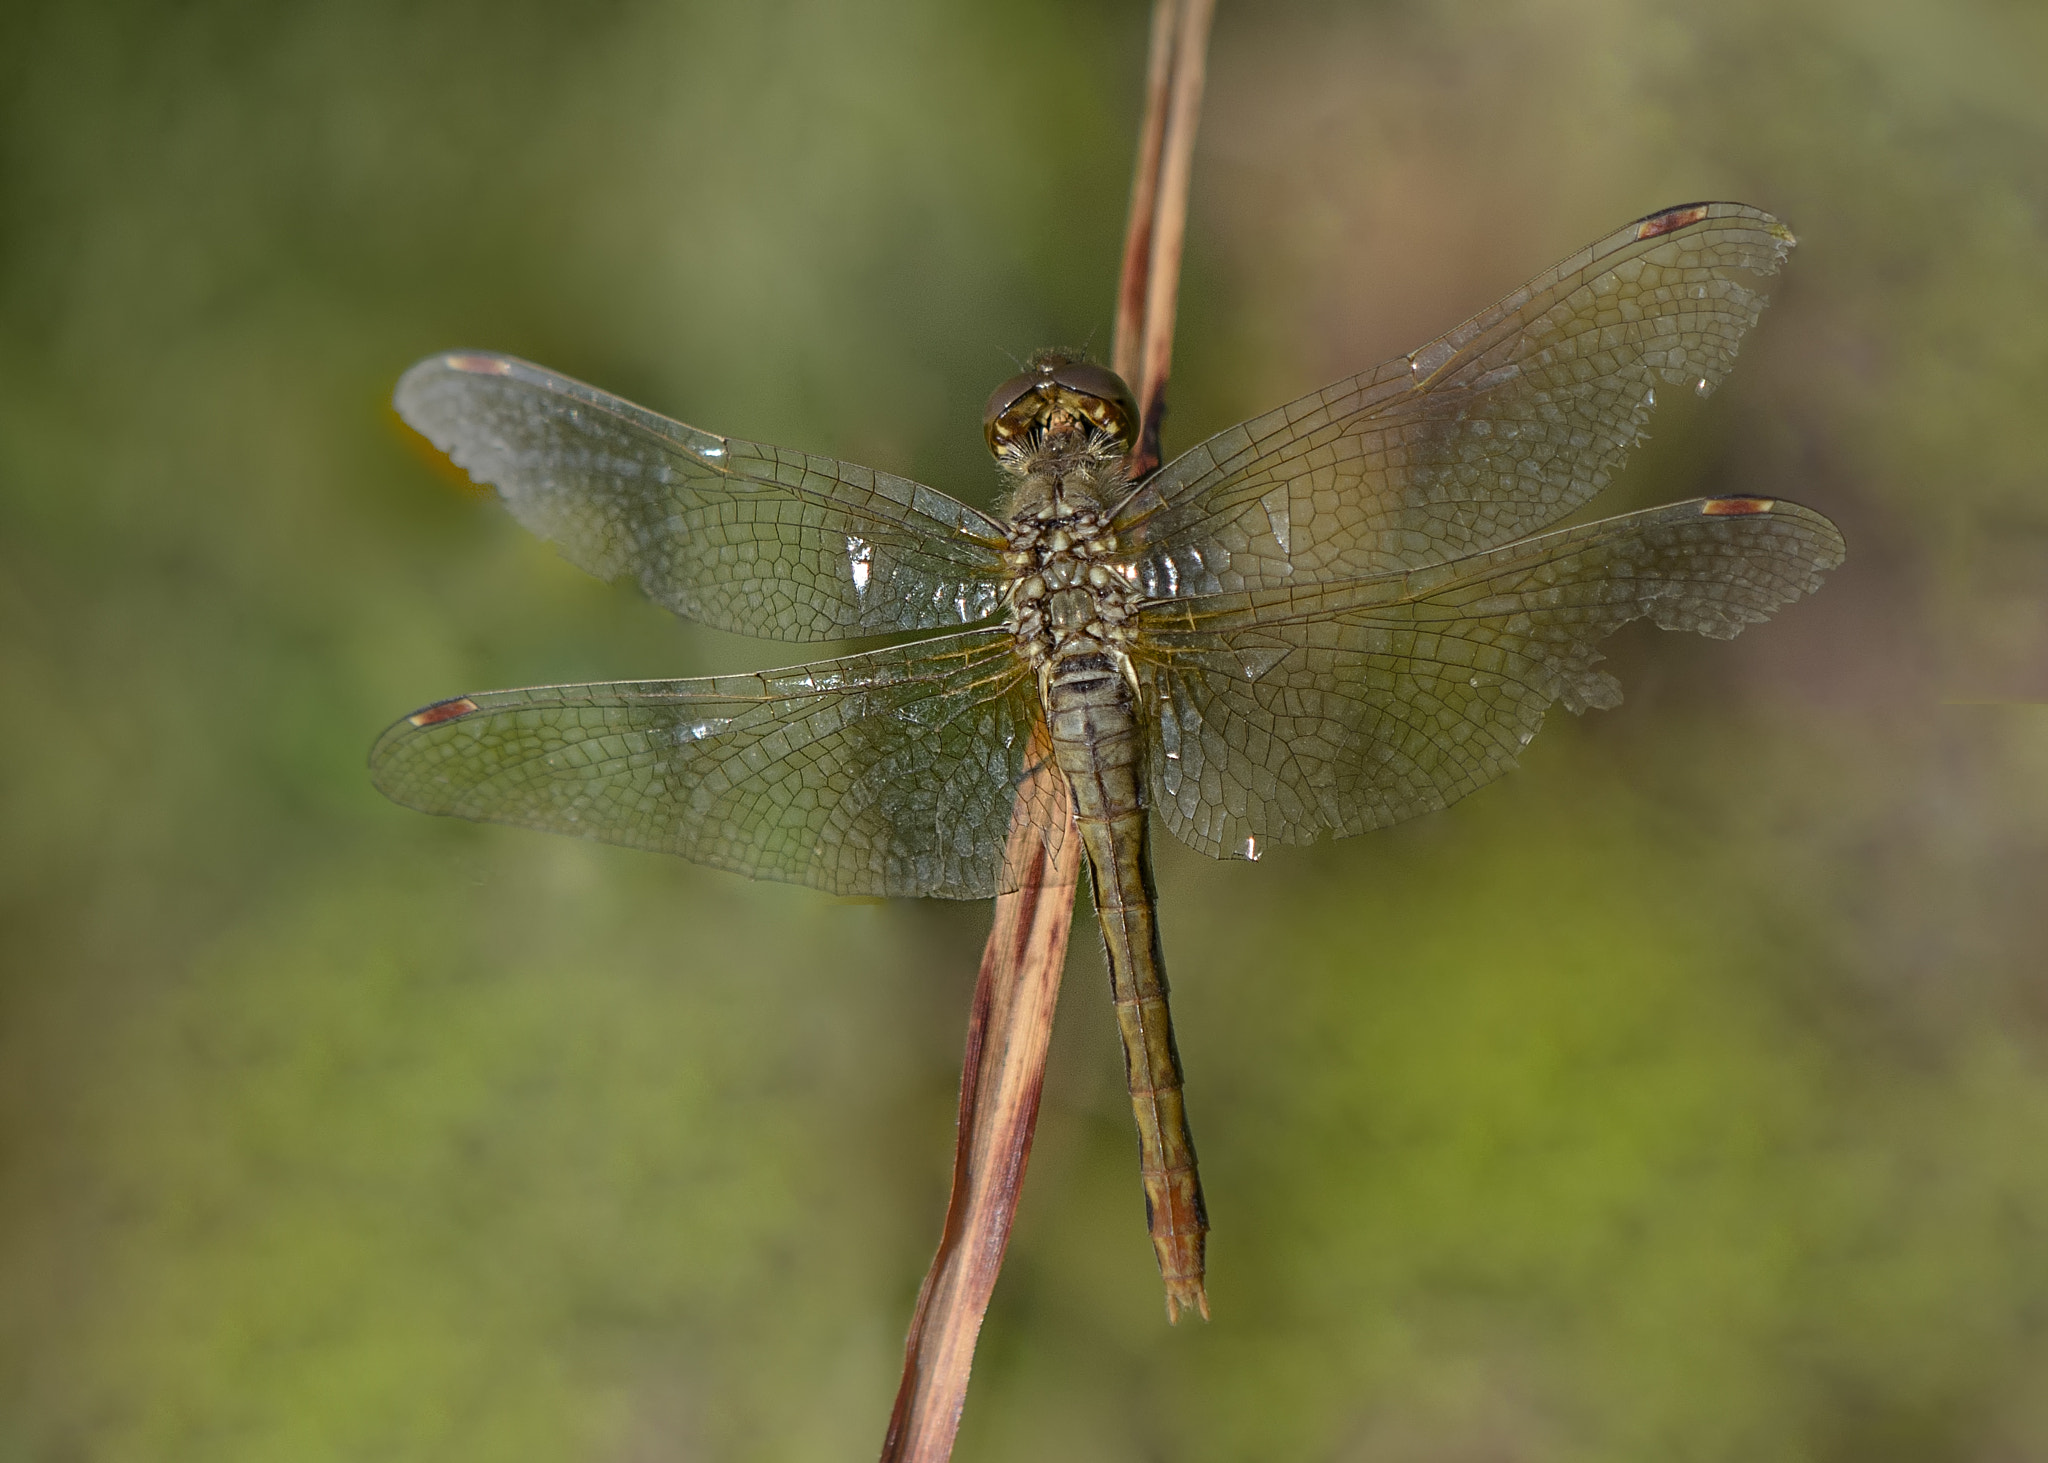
[372,202,1846,1321]
[983,350,1141,457]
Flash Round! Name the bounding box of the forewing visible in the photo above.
[1113,203,1797,597]
[368,629,1058,899]
[1134,497,1844,858]
[395,352,1008,640]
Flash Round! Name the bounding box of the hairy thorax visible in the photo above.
[998,436,1142,691]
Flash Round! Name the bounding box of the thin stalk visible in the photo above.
[1130,0,1215,482]
[879,738,1077,1463]
[878,6,1214,1456]
[1114,0,1179,391]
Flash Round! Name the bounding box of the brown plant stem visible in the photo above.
[879,739,1078,1463]
[879,4,1214,1457]
[1113,0,1179,393]
[1129,0,1215,482]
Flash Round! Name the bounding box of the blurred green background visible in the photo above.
[4,1,2046,1458]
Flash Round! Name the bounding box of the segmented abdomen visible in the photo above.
[1044,650,1210,1321]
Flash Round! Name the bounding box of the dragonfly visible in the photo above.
[371,201,1845,1323]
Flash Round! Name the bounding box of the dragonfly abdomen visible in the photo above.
[1044,653,1211,1322]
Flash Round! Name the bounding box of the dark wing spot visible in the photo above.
[1701,496,1776,516]
[1636,203,1711,240]
[407,696,480,727]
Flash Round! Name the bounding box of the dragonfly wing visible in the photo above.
[368,628,1055,899]
[396,352,1009,640]
[1133,497,1844,859]
[1112,203,1796,597]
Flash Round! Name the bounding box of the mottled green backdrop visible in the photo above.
[4,2,2046,1459]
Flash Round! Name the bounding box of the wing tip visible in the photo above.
[1701,495,1849,568]
[1628,201,1796,252]
[393,350,519,417]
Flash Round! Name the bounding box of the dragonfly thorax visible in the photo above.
[1002,482,1140,685]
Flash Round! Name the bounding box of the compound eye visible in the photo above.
[982,370,1047,454]
[1044,361,1138,449]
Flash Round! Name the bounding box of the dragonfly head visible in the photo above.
[983,352,1138,459]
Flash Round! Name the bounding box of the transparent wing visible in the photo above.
[395,352,1009,640]
[1112,203,1797,598]
[368,628,1059,899]
[1132,496,1844,859]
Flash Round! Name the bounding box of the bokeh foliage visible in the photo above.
[3,1,2046,1459]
